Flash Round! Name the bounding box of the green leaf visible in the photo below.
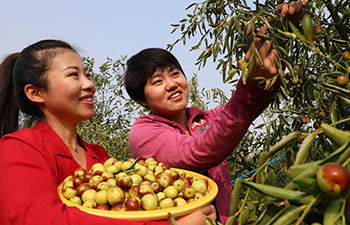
[242,181,306,200]
[323,199,342,225]
[294,131,318,165]
[254,204,280,225]
[288,21,306,43]
[321,123,350,146]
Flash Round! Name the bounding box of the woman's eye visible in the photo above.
[85,73,91,79]
[172,71,179,76]
[152,80,162,85]
[69,72,79,77]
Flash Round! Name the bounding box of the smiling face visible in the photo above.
[38,49,96,125]
[140,67,188,119]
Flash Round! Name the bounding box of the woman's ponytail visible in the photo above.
[0,53,20,138]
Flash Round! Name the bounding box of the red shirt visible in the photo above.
[0,121,169,225]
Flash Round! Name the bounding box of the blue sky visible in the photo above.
[1,0,236,94]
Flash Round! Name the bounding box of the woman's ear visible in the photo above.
[24,84,45,103]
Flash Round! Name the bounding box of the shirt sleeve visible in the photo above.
[0,138,169,225]
[129,78,280,171]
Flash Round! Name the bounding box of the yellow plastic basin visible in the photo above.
[58,168,218,221]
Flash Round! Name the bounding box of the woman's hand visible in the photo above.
[277,0,308,24]
[244,26,278,81]
[243,0,308,83]
[176,205,216,225]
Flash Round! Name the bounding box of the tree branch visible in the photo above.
[325,0,349,41]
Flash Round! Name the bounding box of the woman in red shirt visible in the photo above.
[0,39,216,225]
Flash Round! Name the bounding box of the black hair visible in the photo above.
[124,48,185,103]
[0,39,76,137]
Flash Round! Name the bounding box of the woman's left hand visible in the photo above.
[243,0,308,82]
[244,26,278,81]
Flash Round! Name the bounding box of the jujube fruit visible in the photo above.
[335,75,348,87]
[299,115,308,124]
[125,197,140,211]
[314,25,322,35]
[316,163,349,195]
[344,51,350,60]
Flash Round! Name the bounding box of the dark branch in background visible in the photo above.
[325,0,349,42]
[336,0,345,9]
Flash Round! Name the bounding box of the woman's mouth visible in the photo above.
[79,95,94,105]
[80,97,94,102]
[169,92,181,100]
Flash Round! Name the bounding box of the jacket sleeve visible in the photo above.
[0,138,169,225]
[129,79,280,171]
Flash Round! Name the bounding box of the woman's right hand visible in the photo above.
[176,205,217,225]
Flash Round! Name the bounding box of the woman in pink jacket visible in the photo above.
[124,47,279,223]
[0,39,216,225]
[124,3,307,223]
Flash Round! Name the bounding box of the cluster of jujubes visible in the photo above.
[61,157,209,211]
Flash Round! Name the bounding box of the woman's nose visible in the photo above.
[82,76,96,93]
[165,78,177,91]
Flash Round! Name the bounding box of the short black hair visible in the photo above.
[124,48,185,103]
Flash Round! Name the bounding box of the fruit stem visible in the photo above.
[167,212,178,225]
[235,159,271,218]
[338,198,347,224]
[270,107,318,114]
[330,118,350,127]
[342,155,350,168]
[294,194,321,225]
[307,43,350,73]
[125,156,140,172]
[247,158,270,182]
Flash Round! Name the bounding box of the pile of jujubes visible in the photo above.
[61,157,209,211]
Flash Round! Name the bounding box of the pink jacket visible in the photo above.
[0,121,169,225]
[129,79,280,223]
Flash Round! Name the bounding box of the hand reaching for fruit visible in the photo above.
[244,26,278,83]
[240,0,308,87]
[276,0,308,24]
